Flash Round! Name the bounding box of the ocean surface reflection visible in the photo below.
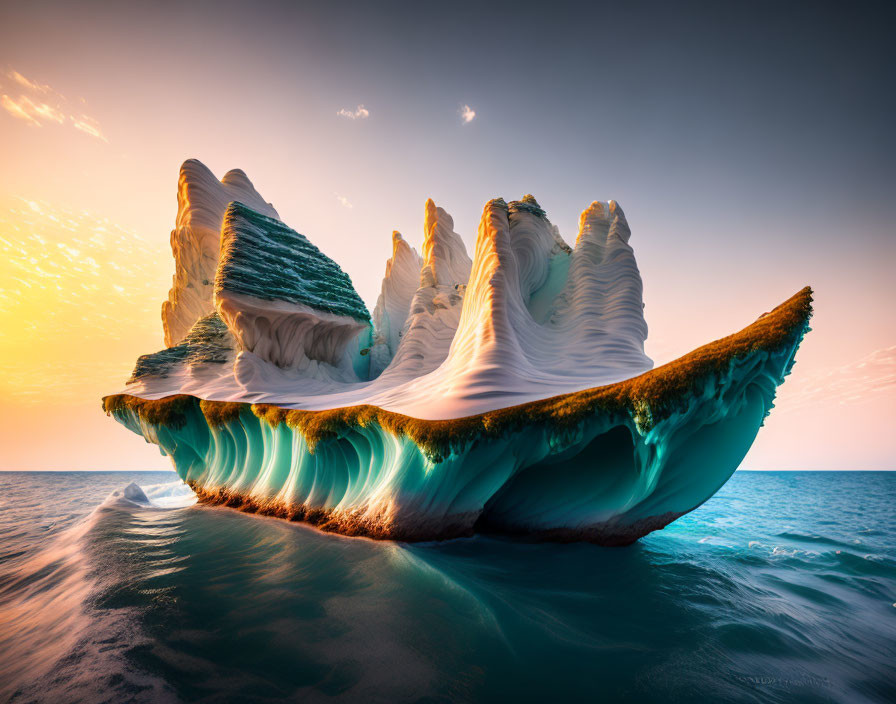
[0,471,893,703]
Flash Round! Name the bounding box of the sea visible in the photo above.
[0,470,893,703]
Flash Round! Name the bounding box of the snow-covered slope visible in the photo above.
[126,182,654,418]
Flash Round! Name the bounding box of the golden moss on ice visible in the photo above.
[199,399,245,428]
[102,394,196,429]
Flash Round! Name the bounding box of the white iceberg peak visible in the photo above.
[163,159,279,347]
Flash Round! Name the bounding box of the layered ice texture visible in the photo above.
[105,160,812,544]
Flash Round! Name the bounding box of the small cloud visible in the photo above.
[337,104,370,120]
[1,69,106,141]
[460,104,476,124]
[336,194,353,209]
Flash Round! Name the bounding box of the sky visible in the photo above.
[0,0,893,470]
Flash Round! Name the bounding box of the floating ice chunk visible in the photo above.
[104,160,812,545]
[122,482,150,504]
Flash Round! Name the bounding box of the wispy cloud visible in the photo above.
[776,345,896,412]
[8,69,50,94]
[460,104,476,124]
[71,115,108,142]
[1,69,107,141]
[335,194,353,209]
[1,95,42,126]
[337,104,369,120]
[34,100,66,124]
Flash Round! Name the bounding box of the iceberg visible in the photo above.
[104,160,812,545]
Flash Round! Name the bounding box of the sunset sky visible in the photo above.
[0,0,893,470]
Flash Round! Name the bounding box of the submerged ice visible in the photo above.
[104,160,811,544]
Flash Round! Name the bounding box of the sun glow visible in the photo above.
[0,196,169,403]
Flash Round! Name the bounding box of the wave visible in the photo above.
[1,470,894,702]
[0,479,195,702]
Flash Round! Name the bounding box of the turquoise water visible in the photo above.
[0,471,893,703]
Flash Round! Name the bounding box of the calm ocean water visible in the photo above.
[0,470,893,703]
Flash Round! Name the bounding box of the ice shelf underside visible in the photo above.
[104,288,811,543]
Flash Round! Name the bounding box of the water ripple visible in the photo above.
[0,470,893,703]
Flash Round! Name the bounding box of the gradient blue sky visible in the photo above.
[0,0,893,469]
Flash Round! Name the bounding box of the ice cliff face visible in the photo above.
[105,159,812,544]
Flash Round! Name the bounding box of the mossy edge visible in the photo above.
[104,287,812,462]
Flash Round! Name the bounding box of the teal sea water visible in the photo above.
[0,470,893,703]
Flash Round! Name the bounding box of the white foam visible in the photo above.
[140,480,198,508]
[108,480,197,509]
